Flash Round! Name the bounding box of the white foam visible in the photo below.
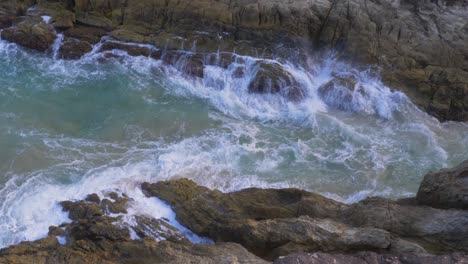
[41,16,52,24]
[0,39,467,251]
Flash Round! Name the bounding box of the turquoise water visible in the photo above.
[0,38,467,247]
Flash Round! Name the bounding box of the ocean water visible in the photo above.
[0,37,467,248]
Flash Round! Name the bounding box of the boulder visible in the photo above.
[417,160,468,209]
[1,18,57,52]
[58,38,93,59]
[248,61,305,101]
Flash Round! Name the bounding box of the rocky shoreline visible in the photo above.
[0,0,467,121]
[0,160,466,263]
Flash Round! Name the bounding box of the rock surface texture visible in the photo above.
[0,160,467,263]
[0,0,466,121]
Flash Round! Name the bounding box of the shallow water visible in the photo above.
[0,38,466,248]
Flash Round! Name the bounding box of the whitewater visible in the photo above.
[0,36,467,248]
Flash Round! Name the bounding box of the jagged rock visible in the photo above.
[318,76,361,111]
[76,12,113,30]
[0,193,266,264]
[85,193,101,204]
[162,51,205,78]
[99,41,151,57]
[274,252,468,264]
[133,215,189,243]
[248,61,305,101]
[64,25,107,44]
[1,0,467,120]
[417,160,468,209]
[100,196,128,214]
[0,237,268,264]
[58,38,92,59]
[142,161,468,257]
[1,17,56,52]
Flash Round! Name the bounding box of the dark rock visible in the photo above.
[48,226,65,237]
[274,252,468,264]
[58,38,92,59]
[64,25,107,44]
[162,51,205,78]
[60,200,102,221]
[142,163,468,258]
[417,160,468,209]
[133,215,189,243]
[0,16,13,29]
[318,76,361,111]
[100,197,128,214]
[1,18,56,52]
[99,41,151,57]
[248,61,305,101]
[85,193,101,204]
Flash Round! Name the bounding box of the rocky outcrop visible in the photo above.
[142,160,468,259]
[1,160,468,263]
[417,159,468,209]
[1,17,56,52]
[274,252,468,264]
[0,192,267,264]
[0,0,466,121]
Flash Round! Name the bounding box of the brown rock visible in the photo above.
[274,252,468,264]
[99,41,151,57]
[58,38,93,59]
[417,160,468,209]
[248,61,305,101]
[64,25,107,44]
[1,18,56,52]
[142,163,468,257]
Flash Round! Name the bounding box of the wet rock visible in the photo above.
[133,215,189,243]
[48,226,65,237]
[60,200,103,221]
[1,17,56,52]
[85,193,101,204]
[417,160,468,209]
[99,41,151,57]
[58,38,92,59]
[0,226,266,264]
[100,197,128,214]
[142,161,468,257]
[248,61,305,101]
[162,51,205,78]
[64,25,107,44]
[318,76,360,111]
[274,252,468,264]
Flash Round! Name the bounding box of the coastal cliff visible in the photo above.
[0,0,467,121]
